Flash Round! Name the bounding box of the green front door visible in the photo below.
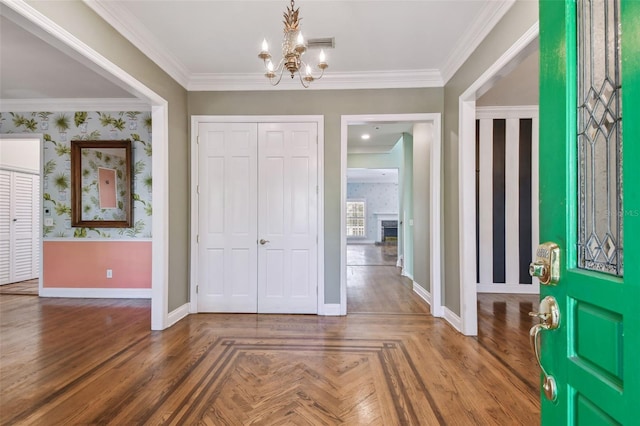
[538,0,639,424]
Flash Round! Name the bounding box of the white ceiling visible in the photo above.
[347,168,398,184]
[0,0,539,106]
[348,122,412,154]
[86,0,516,90]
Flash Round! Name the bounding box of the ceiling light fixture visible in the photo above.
[258,0,328,88]
[361,134,371,140]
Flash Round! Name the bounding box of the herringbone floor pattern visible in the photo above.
[1,246,539,425]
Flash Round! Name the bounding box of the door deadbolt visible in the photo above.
[529,242,560,285]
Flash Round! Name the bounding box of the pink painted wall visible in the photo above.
[43,241,151,288]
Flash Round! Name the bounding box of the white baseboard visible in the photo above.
[396,255,403,268]
[167,303,190,328]
[39,288,152,298]
[402,270,414,280]
[321,304,342,316]
[412,282,431,306]
[443,307,462,332]
[477,284,540,294]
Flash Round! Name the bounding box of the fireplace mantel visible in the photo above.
[374,213,398,243]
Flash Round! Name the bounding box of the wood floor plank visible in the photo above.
[1,246,540,425]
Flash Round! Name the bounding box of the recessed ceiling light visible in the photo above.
[361,134,370,140]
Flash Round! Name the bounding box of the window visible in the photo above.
[346,200,366,237]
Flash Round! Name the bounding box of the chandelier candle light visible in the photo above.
[259,0,328,88]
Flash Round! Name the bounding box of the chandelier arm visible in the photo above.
[297,70,311,88]
[299,58,326,81]
[269,65,287,86]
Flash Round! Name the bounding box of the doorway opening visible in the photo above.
[458,23,539,336]
[340,114,442,316]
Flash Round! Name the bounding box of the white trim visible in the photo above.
[83,0,190,89]
[189,115,325,315]
[475,106,539,119]
[443,307,463,332]
[429,117,443,318]
[322,304,342,316]
[1,1,172,331]
[440,0,517,83]
[167,303,191,327]
[40,288,151,298]
[0,98,150,113]
[340,113,443,318]
[412,282,431,306]
[402,270,414,281]
[458,22,539,336]
[188,70,443,92]
[477,284,540,294]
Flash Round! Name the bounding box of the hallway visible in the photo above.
[347,243,429,314]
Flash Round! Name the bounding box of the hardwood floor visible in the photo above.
[0,249,540,425]
[0,279,38,296]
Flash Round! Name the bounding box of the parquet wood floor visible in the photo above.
[0,246,540,425]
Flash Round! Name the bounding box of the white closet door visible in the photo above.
[0,170,39,285]
[257,123,318,313]
[197,123,258,312]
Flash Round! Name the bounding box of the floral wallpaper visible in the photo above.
[347,183,399,240]
[0,110,152,239]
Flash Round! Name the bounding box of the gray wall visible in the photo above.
[442,0,538,314]
[189,88,444,303]
[28,0,190,311]
[412,123,430,291]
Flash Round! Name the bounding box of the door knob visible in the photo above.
[529,296,560,401]
[259,239,270,245]
[529,242,560,285]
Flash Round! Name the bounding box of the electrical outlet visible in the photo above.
[106,269,113,279]
[44,218,54,227]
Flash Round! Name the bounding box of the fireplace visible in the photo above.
[381,220,398,243]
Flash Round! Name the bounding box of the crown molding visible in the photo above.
[0,98,151,112]
[475,105,539,119]
[83,0,190,89]
[440,0,516,84]
[188,69,443,91]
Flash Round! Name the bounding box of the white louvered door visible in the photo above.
[0,170,40,285]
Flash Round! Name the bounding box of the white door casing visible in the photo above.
[195,120,319,314]
[257,123,318,313]
[197,123,258,313]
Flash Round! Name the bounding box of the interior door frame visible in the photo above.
[340,114,443,317]
[0,135,42,290]
[2,2,171,330]
[189,115,325,314]
[458,23,539,335]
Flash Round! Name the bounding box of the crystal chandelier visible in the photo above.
[258,0,328,88]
